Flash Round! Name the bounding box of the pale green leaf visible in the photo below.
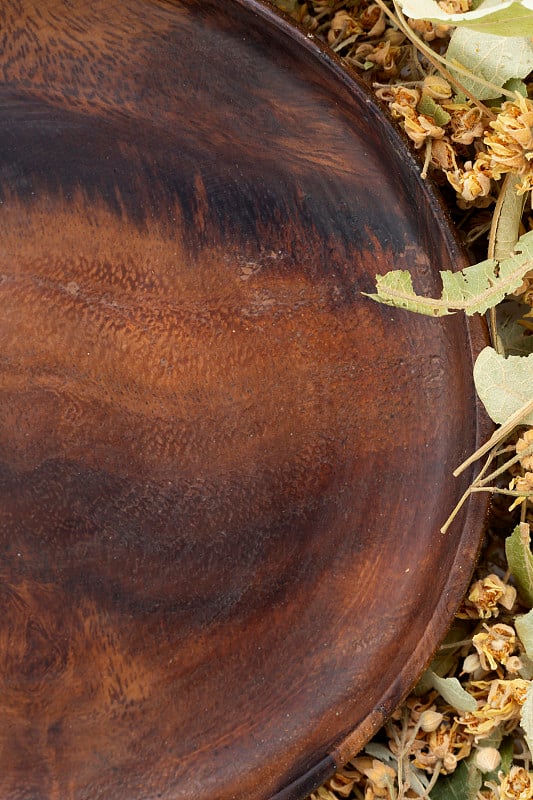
[503,77,528,97]
[473,347,533,425]
[365,230,533,316]
[446,28,533,99]
[430,757,482,800]
[516,608,533,660]
[426,671,477,712]
[400,0,533,36]
[520,682,533,757]
[505,523,533,608]
[417,94,451,124]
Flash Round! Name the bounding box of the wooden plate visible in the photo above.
[0,1,489,798]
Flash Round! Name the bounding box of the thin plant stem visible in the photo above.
[454,396,533,476]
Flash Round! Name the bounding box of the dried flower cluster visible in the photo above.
[509,429,533,502]
[304,561,532,800]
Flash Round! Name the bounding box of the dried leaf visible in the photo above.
[400,0,533,37]
[446,29,533,100]
[515,608,533,660]
[473,347,533,425]
[520,681,533,757]
[505,523,533,608]
[364,230,533,316]
[426,671,477,712]
[417,94,451,125]
[429,756,482,800]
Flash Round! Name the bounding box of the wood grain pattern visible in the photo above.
[0,1,489,798]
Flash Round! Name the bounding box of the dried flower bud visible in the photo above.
[475,746,501,773]
[419,709,444,732]
[422,75,452,100]
[462,653,482,673]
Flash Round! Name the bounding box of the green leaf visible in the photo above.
[400,0,533,36]
[506,523,533,608]
[516,608,533,659]
[426,671,477,712]
[446,28,533,100]
[520,681,533,757]
[473,347,533,425]
[430,756,482,800]
[503,77,528,96]
[364,230,533,316]
[417,94,451,125]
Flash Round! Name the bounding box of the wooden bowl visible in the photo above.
[0,1,489,798]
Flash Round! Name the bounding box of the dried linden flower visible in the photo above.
[473,623,517,670]
[328,11,362,45]
[516,429,533,472]
[352,757,396,798]
[468,574,517,619]
[360,5,386,37]
[460,679,528,739]
[448,105,487,146]
[447,161,492,204]
[498,766,533,800]
[475,96,533,194]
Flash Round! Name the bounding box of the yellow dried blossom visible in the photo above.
[412,718,473,773]
[363,41,401,74]
[407,18,449,41]
[516,429,533,471]
[498,766,533,800]
[513,472,533,496]
[431,139,459,172]
[448,106,486,145]
[467,574,517,619]
[327,10,362,45]
[359,5,386,37]
[459,679,528,739]
[474,96,533,194]
[422,75,452,100]
[491,95,533,151]
[447,161,492,204]
[375,85,420,116]
[352,758,396,798]
[472,623,516,670]
[402,111,445,148]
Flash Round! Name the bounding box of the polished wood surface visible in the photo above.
[0,1,489,798]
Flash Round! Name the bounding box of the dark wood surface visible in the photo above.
[0,1,490,798]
